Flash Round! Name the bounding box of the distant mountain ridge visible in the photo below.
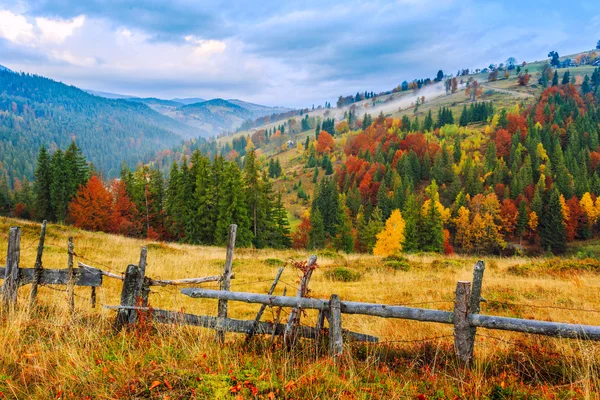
[0,64,12,73]
[0,70,196,185]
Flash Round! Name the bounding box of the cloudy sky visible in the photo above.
[0,1,598,107]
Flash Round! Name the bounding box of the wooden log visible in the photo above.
[470,314,600,340]
[216,224,236,343]
[270,287,286,346]
[245,266,285,343]
[454,281,472,364]
[104,306,377,342]
[2,227,21,312]
[181,288,454,324]
[148,275,225,286]
[284,255,317,347]
[29,220,47,307]
[129,247,148,323]
[114,264,139,331]
[467,260,485,359]
[67,237,75,314]
[329,294,343,360]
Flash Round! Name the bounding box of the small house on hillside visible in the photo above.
[287,140,295,148]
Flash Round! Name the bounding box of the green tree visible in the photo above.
[420,180,444,253]
[34,146,53,221]
[540,188,566,254]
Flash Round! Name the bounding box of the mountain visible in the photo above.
[84,89,136,99]
[227,99,291,115]
[172,98,253,135]
[170,97,206,105]
[0,64,12,73]
[0,70,199,186]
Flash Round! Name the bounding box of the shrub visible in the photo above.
[383,255,411,271]
[264,258,285,267]
[324,267,361,282]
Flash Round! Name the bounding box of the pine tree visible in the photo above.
[552,71,559,86]
[363,207,384,253]
[420,180,444,253]
[215,162,253,246]
[272,191,292,248]
[402,193,421,252]
[64,141,90,194]
[49,149,71,222]
[34,146,53,221]
[540,188,567,254]
[516,199,529,244]
[308,208,326,249]
[334,195,354,253]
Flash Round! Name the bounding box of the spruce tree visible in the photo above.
[540,188,566,254]
[308,208,326,249]
[334,195,354,253]
[34,146,53,221]
[49,150,71,222]
[402,193,421,252]
[215,161,252,246]
[272,191,292,248]
[420,181,444,253]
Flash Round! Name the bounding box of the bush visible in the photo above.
[324,267,361,282]
[264,258,285,267]
[383,255,411,271]
[317,249,343,259]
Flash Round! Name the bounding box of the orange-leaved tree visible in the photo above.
[68,175,116,232]
[373,209,406,256]
[316,131,335,153]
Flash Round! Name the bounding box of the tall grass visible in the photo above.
[1,217,599,398]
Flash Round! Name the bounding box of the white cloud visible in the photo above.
[50,50,96,66]
[36,15,85,43]
[0,10,35,45]
[184,36,227,57]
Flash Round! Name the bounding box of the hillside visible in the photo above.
[0,71,197,186]
[0,64,11,73]
[1,216,600,398]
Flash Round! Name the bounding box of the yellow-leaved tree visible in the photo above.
[373,209,406,256]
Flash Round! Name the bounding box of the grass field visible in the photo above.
[1,217,600,398]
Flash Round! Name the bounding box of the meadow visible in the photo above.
[1,216,600,399]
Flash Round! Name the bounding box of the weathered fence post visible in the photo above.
[129,246,148,323]
[245,266,284,343]
[329,294,343,361]
[315,308,329,344]
[90,287,96,308]
[114,264,140,331]
[2,227,21,312]
[216,224,237,343]
[29,220,47,307]
[67,237,75,314]
[467,261,485,358]
[454,281,472,365]
[284,255,317,347]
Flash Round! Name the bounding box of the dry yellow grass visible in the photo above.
[1,216,600,398]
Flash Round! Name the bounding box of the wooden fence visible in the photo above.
[3,222,600,366]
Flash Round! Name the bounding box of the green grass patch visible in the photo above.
[323,267,361,282]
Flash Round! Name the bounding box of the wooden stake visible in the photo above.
[67,237,75,314]
[245,266,284,343]
[129,246,148,323]
[329,294,343,361]
[284,255,317,347]
[467,260,485,359]
[216,224,237,343]
[114,264,140,331]
[90,286,96,308]
[270,287,287,346]
[454,281,471,365]
[29,220,47,307]
[2,227,21,312]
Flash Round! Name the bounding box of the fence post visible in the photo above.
[468,260,485,357]
[129,246,148,323]
[90,287,96,308]
[29,220,47,308]
[114,264,140,331]
[246,266,285,343]
[2,227,21,312]
[454,281,472,365]
[67,237,75,314]
[329,294,343,361]
[284,255,317,347]
[216,224,237,343]
[270,287,287,346]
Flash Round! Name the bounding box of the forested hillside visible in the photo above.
[0,70,196,186]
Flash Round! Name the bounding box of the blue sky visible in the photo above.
[0,0,598,107]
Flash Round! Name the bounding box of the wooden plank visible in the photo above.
[78,262,123,281]
[17,267,102,287]
[454,281,471,364]
[216,224,236,343]
[246,266,285,342]
[148,275,224,286]
[142,308,378,342]
[114,264,139,331]
[284,255,317,346]
[29,220,47,307]
[181,288,453,323]
[67,237,75,314]
[2,227,21,311]
[329,294,343,360]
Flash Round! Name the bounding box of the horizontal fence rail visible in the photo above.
[181,288,600,342]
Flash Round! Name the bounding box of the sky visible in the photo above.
[0,0,598,108]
